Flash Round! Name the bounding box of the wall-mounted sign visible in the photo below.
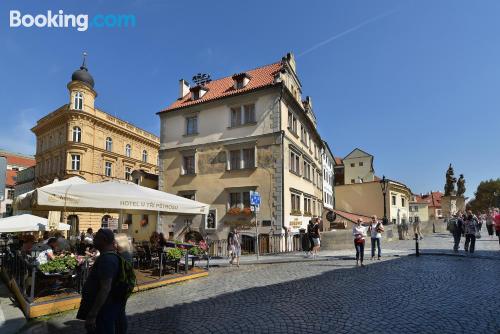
[289,219,302,229]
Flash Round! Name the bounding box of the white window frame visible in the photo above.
[125,166,132,180]
[182,154,196,175]
[125,144,132,158]
[228,191,251,210]
[105,161,112,177]
[71,154,80,171]
[229,104,256,127]
[74,91,83,110]
[105,137,113,152]
[72,126,81,142]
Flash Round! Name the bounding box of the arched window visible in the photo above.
[142,150,148,163]
[125,144,131,158]
[74,92,83,110]
[72,126,81,142]
[105,137,113,152]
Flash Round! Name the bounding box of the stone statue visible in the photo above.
[444,164,457,196]
[457,174,466,197]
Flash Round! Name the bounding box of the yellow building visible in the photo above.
[409,195,430,223]
[158,53,323,245]
[31,56,160,236]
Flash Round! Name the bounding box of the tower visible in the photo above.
[67,52,97,113]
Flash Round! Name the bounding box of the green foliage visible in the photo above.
[188,246,202,256]
[39,255,78,273]
[166,248,184,261]
[468,178,500,213]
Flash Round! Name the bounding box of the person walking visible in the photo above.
[464,211,479,253]
[486,209,495,236]
[77,229,127,334]
[306,219,315,257]
[413,217,423,240]
[228,229,241,267]
[368,215,384,260]
[310,218,321,258]
[352,219,367,266]
[451,214,464,252]
[494,208,500,247]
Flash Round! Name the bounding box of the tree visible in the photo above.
[467,178,500,213]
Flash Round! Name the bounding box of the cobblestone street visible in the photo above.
[24,233,500,334]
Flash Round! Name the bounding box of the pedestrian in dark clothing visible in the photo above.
[451,215,464,252]
[464,211,479,253]
[77,229,126,334]
[306,220,315,257]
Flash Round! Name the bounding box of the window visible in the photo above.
[351,179,355,184]
[229,148,255,170]
[142,150,148,163]
[229,191,250,208]
[105,137,113,152]
[183,155,195,175]
[409,217,413,223]
[359,162,364,167]
[350,163,355,167]
[401,198,406,207]
[414,216,420,223]
[288,113,298,134]
[290,151,300,175]
[391,195,396,205]
[180,193,195,200]
[206,209,217,229]
[304,197,311,214]
[230,104,256,127]
[74,91,83,110]
[125,166,132,180]
[291,193,301,213]
[236,79,244,89]
[125,144,131,158]
[105,161,112,177]
[392,218,397,224]
[186,116,198,135]
[7,189,14,200]
[303,161,311,181]
[301,126,309,147]
[72,127,81,142]
[71,154,80,170]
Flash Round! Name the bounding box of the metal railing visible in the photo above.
[208,234,303,258]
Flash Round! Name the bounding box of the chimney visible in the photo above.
[179,79,190,99]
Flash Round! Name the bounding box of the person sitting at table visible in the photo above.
[150,232,160,250]
[36,238,58,265]
[54,232,71,252]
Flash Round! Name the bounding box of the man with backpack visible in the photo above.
[77,228,135,333]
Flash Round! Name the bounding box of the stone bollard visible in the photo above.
[415,233,420,257]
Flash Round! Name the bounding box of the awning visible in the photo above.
[33,180,210,215]
[0,214,70,233]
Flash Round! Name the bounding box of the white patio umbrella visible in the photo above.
[35,180,210,215]
[0,214,70,233]
[15,176,88,211]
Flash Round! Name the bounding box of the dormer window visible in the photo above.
[74,91,83,110]
[190,85,209,100]
[232,73,252,89]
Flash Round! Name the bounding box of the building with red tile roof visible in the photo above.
[0,150,35,217]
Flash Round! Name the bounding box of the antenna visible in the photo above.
[192,73,211,86]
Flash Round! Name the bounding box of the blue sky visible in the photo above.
[1,0,500,198]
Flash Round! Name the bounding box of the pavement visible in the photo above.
[0,281,26,334]
[16,232,500,334]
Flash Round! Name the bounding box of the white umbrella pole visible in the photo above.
[118,209,123,233]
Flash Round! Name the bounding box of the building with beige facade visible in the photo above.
[31,57,160,236]
[333,148,412,227]
[409,194,430,224]
[158,53,324,247]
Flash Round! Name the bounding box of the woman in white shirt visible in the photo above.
[352,219,367,266]
[368,215,384,260]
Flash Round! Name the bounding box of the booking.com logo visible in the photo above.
[9,10,136,32]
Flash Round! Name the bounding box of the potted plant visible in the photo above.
[227,207,241,215]
[242,207,253,216]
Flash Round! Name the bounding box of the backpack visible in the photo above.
[447,218,458,233]
[109,252,136,302]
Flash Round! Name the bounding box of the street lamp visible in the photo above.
[380,175,389,225]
